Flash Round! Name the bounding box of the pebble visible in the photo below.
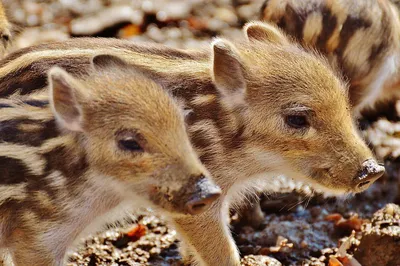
[67,214,178,265]
[354,204,400,266]
[241,255,283,266]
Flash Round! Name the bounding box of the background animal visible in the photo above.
[260,0,400,117]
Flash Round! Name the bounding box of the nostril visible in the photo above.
[357,180,370,189]
[355,159,385,191]
[185,192,220,215]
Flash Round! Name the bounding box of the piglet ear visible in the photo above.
[91,54,130,72]
[48,67,87,132]
[244,21,289,45]
[91,53,169,89]
[211,38,246,105]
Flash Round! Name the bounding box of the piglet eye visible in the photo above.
[285,115,309,129]
[116,129,146,152]
[118,138,143,152]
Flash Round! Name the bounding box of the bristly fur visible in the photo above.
[0,55,220,265]
[0,1,11,56]
[0,21,382,266]
[260,0,400,116]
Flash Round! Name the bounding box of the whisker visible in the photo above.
[287,196,306,211]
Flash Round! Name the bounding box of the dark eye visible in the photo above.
[285,115,309,129]
[118,138,143,152]
[2,33,9,42]
[116,129,146,152]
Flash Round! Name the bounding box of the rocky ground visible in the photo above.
[3,0,400,265]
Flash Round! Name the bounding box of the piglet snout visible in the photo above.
[354,159,385,191]
[185,175,221,215]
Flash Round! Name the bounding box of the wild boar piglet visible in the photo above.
[260,0,400,116]
[0,54,221,266]
[0,21,386,265]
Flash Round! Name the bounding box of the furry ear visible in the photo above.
[91,54,130,71]
[244,21,289,44]
[91,53,167,88]
[48,67,87,132]
[211,38,246,106]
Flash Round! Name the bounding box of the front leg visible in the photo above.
[238,196,265,229]
[9,231,64,266]
[172,200,240,266]
[7,222,70,266]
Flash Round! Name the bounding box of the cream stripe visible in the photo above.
[0,49,104,77]
[0,47,208,78]
[0,108,53,121]
[191,94,216,106]
[0,184,27,204]
[39,135,73,153]
[303,12,323,46]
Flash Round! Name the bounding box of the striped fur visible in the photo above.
[0,56,220,265]
[0,22,381,266]
[260,0,400,115]
[0,1,10,56]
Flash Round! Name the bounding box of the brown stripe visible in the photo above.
[0,199,21,236]
[167,77,216,104]
[260,0,271,19]
[0,37,202,69]
[0,119,58,147]
[0,156,33,184]
[226,123,245,150]
[334,15,372,81]
[281,4,306,40]
[26,179,57,204]
[368,5,391,65]
[335,16,372,58]
[21,198,59,220]
[0,103,11,108]
[316,6,337,53]
[190,130,215,152]
[368,41,388,68]
[348,83,364,107]
[0,65,47,97]
[42,145,88,182]
[0,52,206,99]
[23,100,49,108]
[188,96,224,128]
[188,98,245,151]
[0,57,91,98]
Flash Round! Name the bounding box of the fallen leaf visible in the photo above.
[126,224,147,241]
[329,256,344,266]
[118,24,141,39]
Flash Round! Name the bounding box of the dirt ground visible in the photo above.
[3,0,400,265]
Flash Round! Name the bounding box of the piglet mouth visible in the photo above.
[307,168,352,194]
